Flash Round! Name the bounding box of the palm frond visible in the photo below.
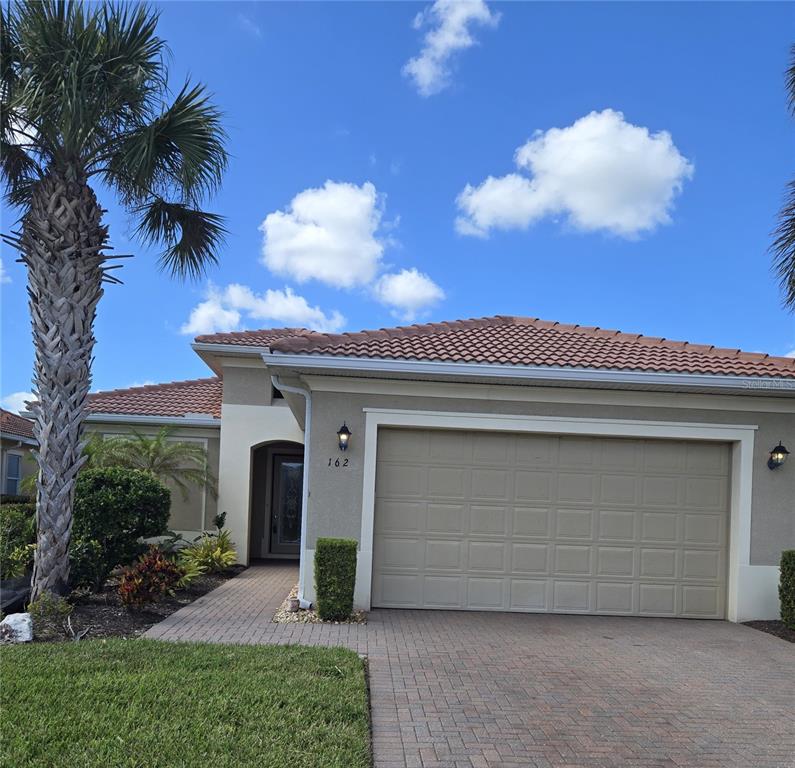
[103,83,227,205]
[135,199,226,279]
[772,179,795,309]
[0,139,41,206]
[787,44,795,116]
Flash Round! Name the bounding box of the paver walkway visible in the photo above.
[146,564,795,768]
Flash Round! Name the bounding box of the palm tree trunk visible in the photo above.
[20,167,108,600]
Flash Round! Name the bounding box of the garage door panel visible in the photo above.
[425,539,463,570]
[376,462,427,497]
[468,541,507,571]
[470,505,508,535]
[596,547,635,577]
[510,579,548,610]
[373,429,729,618]
[601,474,639,505]
[513,506,551,536]
[555,508,594,539]
[599,509,637,540]
[426,503,467,534]
[515,471,554,502]
[596,582,635,613]
[557,473,597,503]
[553,581,591,612]
[423,576,462,607]
[428,466,468,498]
[511,543,550,573]
[467,577,505,609]
[470,468,511,500]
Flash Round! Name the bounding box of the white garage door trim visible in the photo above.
[355,409,757,622]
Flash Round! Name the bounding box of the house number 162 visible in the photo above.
[328,458,349,467]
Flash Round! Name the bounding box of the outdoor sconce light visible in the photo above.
[337,422,351,451]
[768,441,790,470]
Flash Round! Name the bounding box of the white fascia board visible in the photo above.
[192,342,269,357]
[261,351,795,395]
[85,413,221,428]
[1,434,36,446]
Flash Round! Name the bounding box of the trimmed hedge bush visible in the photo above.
[0,502,36,579]
[315,538,357,621]
[780,550,795,630]
[72,468,171,589]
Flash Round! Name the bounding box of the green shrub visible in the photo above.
[72,468,171,590]
[68,538,106,592]
[118,546,184,607]
[780,550,795,630]
[314,538,357,621]
[179,529,236,574]
[0,502,36,579]
[0,494,33,505]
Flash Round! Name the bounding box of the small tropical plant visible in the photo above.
[314,538,358,621]
[118,546,185,607]
[1,1,227,600]
[28,591,73,640]
[84,428,217,500]
[179,529,237,574]
[4,544,36,579]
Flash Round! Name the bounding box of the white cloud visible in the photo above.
[0,258,11,284]
[403,0,500,97]
[236,13,262,38]
[180,295,241,336]
[456,109,694,238]
[181,284,345,336]
[260,181,385,289]
[373,268,445,321]
[785,349,795,359]
[1,391,33,414]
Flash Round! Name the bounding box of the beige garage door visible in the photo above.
[372,429,730,618]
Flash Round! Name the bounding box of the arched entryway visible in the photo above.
[249,441,304,560]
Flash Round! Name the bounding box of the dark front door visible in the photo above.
[270,453,303,555]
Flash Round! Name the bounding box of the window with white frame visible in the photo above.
[5,453,22,495]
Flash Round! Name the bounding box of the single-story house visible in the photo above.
[84,315,795,622]
[0,408,37,496]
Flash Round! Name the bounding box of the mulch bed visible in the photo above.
[742,620,795,643]
[34,565,246,642]
[272,583,367,625]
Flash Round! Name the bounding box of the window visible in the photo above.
[5,453,21,495]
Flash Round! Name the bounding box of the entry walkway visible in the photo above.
[146,564,795,768]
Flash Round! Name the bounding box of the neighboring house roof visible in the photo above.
[194,327,316,347]
[257,315,795,380]
[86,377,223,419]
[0,408,35,441]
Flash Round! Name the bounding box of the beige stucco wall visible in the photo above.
[84,421,220,537]
[217,362,304,564]
[302,380,795,568]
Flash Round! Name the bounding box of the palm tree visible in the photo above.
[773,45,795,309]
[1,2,227,599]
[84,428,218,500]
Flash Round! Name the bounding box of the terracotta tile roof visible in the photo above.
[1,408,35,441]
[86,377,222,419]
[194,327,316,347]
[267,315,795,380]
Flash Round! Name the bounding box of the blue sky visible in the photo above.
[2,1,795,410]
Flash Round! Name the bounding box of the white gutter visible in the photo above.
[261,351,795,394]
[270,374,312,610]
[85,413,221,428]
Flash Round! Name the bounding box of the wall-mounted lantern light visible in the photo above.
[768,441,790,470]
[337,422,351,451]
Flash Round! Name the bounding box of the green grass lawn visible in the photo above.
[1,640,370,768]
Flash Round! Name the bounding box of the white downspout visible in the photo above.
[270,374,312,609]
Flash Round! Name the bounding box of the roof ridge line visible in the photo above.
[89,376,221,398]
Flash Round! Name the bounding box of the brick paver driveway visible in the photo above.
[147,564,795,768]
